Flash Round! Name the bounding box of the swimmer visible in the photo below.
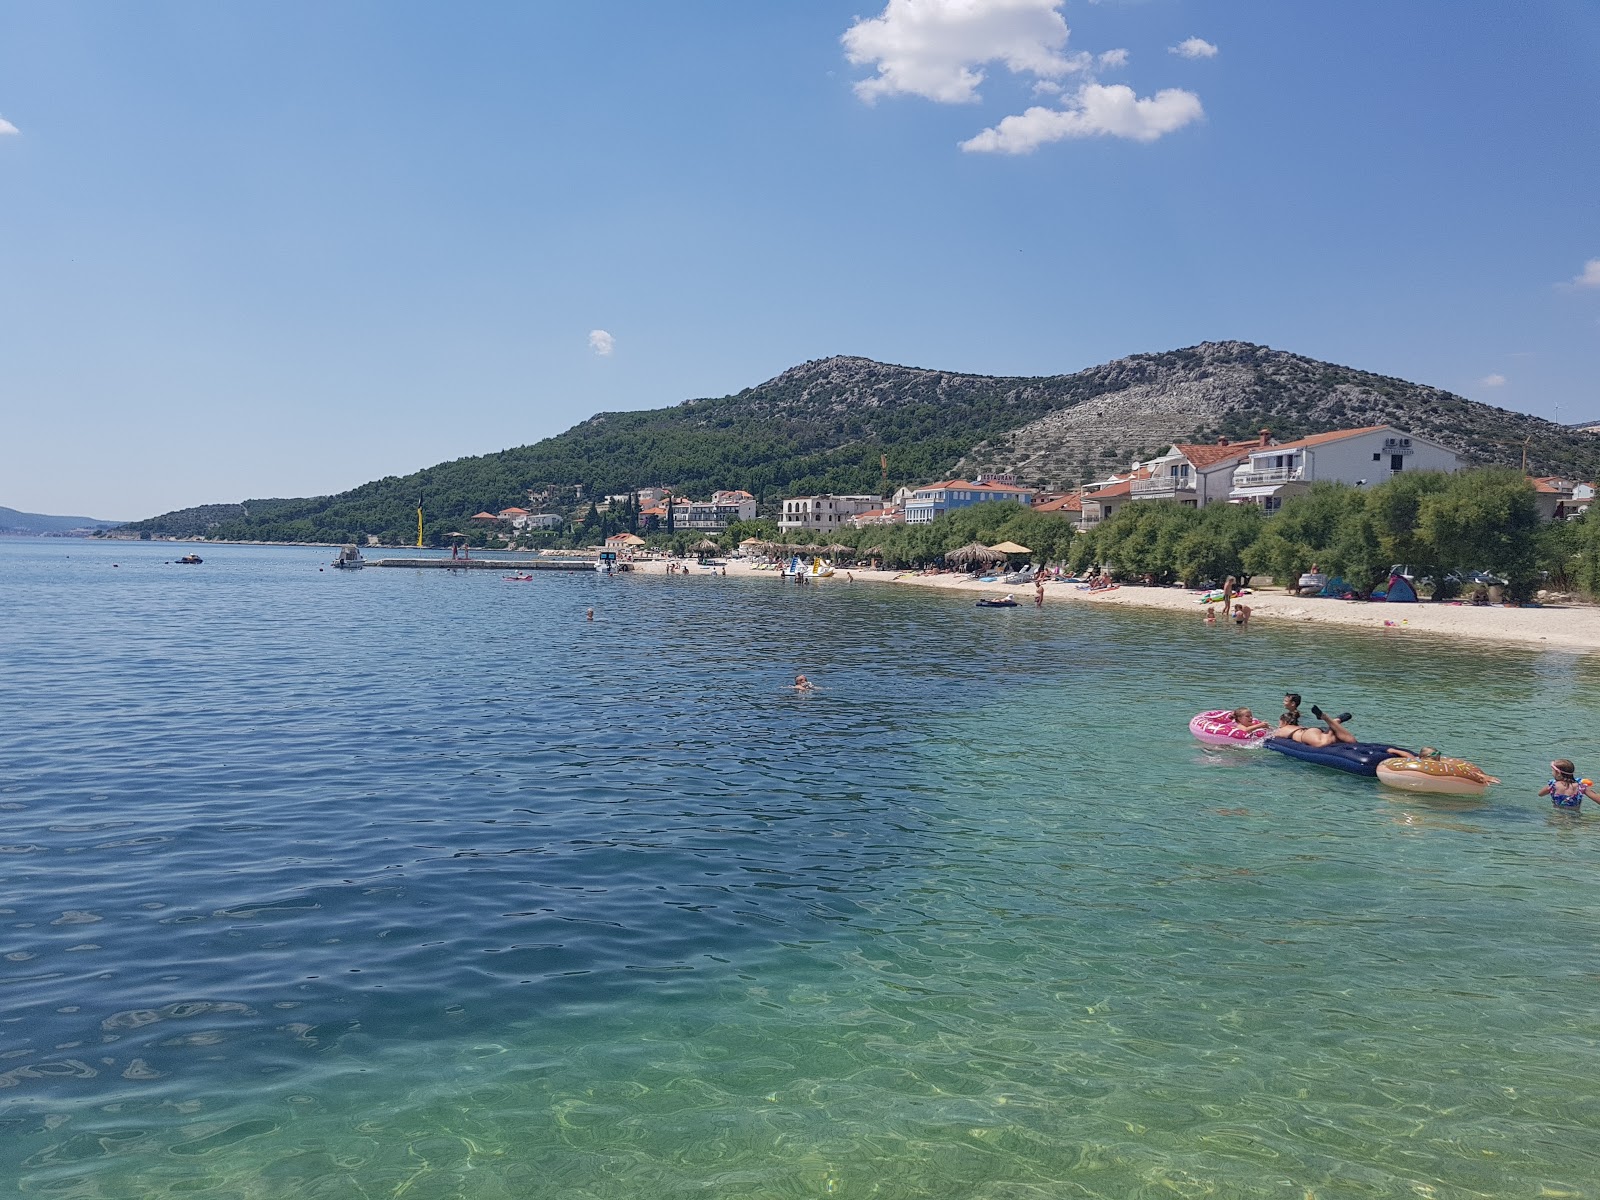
[1204,605,1216,624]
[586,607,594,622]
[794,674,814,692]
[1539,759,1593,810]
[1228,708,1272,734]
[1281,692,1302,727]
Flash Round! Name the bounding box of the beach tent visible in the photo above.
[1317,576,1358,599]
[1383,573,1419,602]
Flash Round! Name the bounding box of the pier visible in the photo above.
[367,558,623,571]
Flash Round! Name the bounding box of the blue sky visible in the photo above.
[3,0,1598,519]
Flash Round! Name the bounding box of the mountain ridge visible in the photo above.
[1,506,126,535]
[123,342,1600,542]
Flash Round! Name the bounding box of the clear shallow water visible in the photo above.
[2,539,1598,1199]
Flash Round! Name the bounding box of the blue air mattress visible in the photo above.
[1264,738,1413,776]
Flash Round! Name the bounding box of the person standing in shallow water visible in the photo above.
[1540,760,1593,810]
[1034,576,1045,608]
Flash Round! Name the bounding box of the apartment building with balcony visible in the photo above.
[1130,438,1257,507]
[779,494,881,532]
[1227,425,1460,510]
[903,479,1034,524]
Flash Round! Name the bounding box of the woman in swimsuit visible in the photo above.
[1273,705,1356,748]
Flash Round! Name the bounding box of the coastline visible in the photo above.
[633,558,1600,654]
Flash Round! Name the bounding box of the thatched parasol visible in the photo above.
[691,538,723,555]
[823,543,853,556]
[945,541,1005,568]
[989,540,1032,556]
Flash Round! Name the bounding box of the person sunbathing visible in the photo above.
[1274,705,1356,747]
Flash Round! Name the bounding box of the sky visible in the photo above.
[2,0,1598,519]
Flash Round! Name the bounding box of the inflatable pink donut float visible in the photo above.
[1189,709,1270,747]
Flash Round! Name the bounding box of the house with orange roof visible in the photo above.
[470,511,499,522]
[904,478,1034,524]
[1031,490,1083,516]
[1078,472,1148,528]
[1530,477,1592,521]
[850,505,905,527]
[1130,435,1260,508]
[1227,425,1459,510]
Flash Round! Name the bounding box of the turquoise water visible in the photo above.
[3,538,1599,1198]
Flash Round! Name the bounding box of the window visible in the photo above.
[1391,455,1404,471]
[1373,452,1381,461]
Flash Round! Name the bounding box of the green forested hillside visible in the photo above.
[123,344,1600,544]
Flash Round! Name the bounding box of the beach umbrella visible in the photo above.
[988,541,1032,556]
[945,541,1004,568]
[823,542,854,557]
[691,538,723,556]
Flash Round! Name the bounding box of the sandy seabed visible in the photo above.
[631,558,1600,655]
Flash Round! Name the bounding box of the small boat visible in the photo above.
[1266,737,1414,777]
[975,596,1018,608]
[332,544,364,570]
[177,554,203,564]
[502,573,535,582]
[1377,755,1497,795]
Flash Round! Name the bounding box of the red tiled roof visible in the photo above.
[497,507,530,516]
[1172,443,1251,469]
[471,511,498,520]
[1033,491,1083,513]
[1086,479,1134,501]
[1532,477,1575,494]
[1257,425,1391,453]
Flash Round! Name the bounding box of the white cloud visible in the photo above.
[1571,259,1600,288]
[0,117,18,136]
[961,83,1203,153]
[1098,48,1129,69]
[1479,373,1507,388]
[588,329,614,357]
[843,0,1080,104]
[1171,37,1219,59]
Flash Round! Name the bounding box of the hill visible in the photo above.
[1,506,125,535]
[124,342,1600,543]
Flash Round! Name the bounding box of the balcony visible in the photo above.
[1231,466,1304,488]
[1131,475,1197,497]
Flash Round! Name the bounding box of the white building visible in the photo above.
[779,494,881,532]
[671,495,759,531]
[1130,439,1257,508]
[1227,425,1460,511]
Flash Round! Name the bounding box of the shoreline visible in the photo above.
[631,558,1600,654]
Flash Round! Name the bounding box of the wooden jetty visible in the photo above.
[368,557,621,571]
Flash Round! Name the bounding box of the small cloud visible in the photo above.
[1479,373,1507,388]
[588,329,614,357]
[843,0,1078,104]
[0,117,18,136]
[1171,37,1218,59]
[962,83,1202,154]
[1570,258,1600,288]
[1098,48,1129,69]
[1031,80,1064,96]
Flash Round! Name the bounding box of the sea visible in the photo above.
[2,537,1598,1199]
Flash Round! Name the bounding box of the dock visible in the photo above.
[367,558,622,571]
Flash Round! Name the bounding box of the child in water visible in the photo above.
[1539,759,1594,810]
[1281,693,1302,727]
[1204,605,1216,624]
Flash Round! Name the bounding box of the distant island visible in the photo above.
[0,506,126,536]
[120,341,1600,545]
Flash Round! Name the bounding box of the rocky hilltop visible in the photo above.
[125,342,1598,541]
